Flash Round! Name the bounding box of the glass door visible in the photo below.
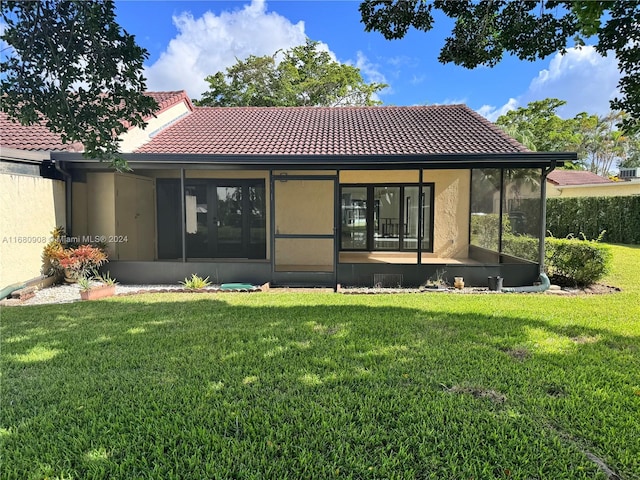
[184,180,266,259]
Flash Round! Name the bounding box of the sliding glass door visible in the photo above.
[157,179,266,259]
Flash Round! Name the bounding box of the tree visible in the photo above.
[1,1,158,170]
[495,98,589,167]
[196,40,387,107]
[359,1,640,134]
[580,111,636,176]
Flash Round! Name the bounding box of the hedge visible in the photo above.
[547,196,640,244]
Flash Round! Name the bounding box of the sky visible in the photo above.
[114,0,622,121]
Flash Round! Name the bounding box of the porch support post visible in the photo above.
[539,162,556,274]
[180,168,186,262]
[417,169,423,265]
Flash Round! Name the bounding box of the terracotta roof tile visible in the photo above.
[136,105,530,156]
[1,91,192,152]
[547,170,612,186]
[0,113,83,152]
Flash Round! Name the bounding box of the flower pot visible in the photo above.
[80,284,115,301]
[64,269,77,283]
[454,277,464,290]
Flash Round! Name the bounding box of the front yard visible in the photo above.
[1,245,639,479]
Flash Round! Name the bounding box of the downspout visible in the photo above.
[54,159,73,235]
[501,162,557,293]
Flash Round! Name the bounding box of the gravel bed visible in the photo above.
[21,284,204,306]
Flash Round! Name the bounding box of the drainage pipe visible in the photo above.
[0,281,28,300]
[54,160,73,235]
[501,273,551,293]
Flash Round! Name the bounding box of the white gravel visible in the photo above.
[21,284,190,306]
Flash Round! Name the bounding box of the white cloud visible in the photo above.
[524,45,620,117]
[477,98,518,122]
[477,46,621,121]
[354,51,388,85]
[352,51,391,99]
[144,0,307,98]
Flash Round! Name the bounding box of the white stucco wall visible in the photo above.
[0,173,66,287]
[119,102,192,152]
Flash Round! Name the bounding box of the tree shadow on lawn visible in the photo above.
[1,297,638,479]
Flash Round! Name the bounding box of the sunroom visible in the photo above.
[51,105,576,288]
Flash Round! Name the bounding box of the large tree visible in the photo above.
[496,98,590,169]
[359,1,640,134]
[1,0,157,170]
[196,40,387,107]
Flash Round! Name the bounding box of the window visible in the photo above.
[340,184,433,252]
[157,179,266,259]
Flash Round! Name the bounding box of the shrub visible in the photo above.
[547,196,640,244]
[545,237,612,286]
[180,274,211,290]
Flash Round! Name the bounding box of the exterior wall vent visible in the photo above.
[619,167,640,180]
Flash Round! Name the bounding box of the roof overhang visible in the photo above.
[1,147,51,164]
[51,151,576,171]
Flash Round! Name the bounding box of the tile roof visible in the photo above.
[547,170,612,186]
[1,91,191,152]
[143,90,194,120]
[0,113,83,152]
[136,104,530,156]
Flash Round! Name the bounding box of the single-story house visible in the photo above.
[51,92,577,288]
[547,170,640,197]
[2,90,577,290]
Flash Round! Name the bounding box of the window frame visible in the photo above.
[339,182,434,253]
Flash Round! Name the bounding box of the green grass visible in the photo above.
[1,244,639,479]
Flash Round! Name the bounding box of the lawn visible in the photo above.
[1,244,638,479]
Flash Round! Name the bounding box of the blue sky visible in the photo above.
[114,0,621,121]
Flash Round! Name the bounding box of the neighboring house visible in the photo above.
[46,97,576,288]
[546,170,640,197]
[0,91,192,292]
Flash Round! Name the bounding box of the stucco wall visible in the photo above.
[547,181,640,198]
[426,170,471,259]
[0,173,65,287]
[119,102,192,152]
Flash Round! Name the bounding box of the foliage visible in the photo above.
[76,275,92,293]
[580,111,637,176]
[0,0,158,171]
[360,1,640,134]
[180,274,211,290]
[496,99,589,165]
[545,236,612,287]
[471,211,613,285]
[41,227,68,276]
[50,244,108,279]
[547,196,640,245]
[95,270,117,286]
[196,40,387,107]
[2,248,639,478]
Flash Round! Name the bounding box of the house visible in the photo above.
[547,170,640,197]
[0,91,191,291]
[2,91,577,291]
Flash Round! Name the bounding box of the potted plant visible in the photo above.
[78,271,117,301]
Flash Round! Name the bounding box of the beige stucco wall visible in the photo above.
[340,170,420,183]
[119,102,192,152]
[0,173,65,287]
[547,181,640,198]
[424,170,471,259]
